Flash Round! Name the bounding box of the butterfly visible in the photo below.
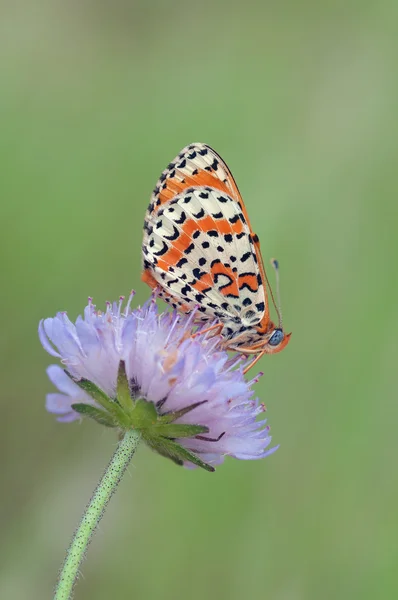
[141,143,291,371]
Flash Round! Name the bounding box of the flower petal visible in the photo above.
[38,320,61,358]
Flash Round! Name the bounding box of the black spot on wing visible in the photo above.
[181,284,192,295]
[193,208,205,219]
[174,211,187,224]
[166,278,178,288]
[164,225,179,241]
[176,257,188,268]
[184,243,195,255]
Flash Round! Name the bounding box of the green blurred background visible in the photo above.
[1,2,397,598]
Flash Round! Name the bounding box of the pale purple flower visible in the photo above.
[39,292,277,470]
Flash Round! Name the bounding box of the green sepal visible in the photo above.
[65,371,130,428]
[148,441,183,466]
[160,400,208,424]
[130,398,158,429]
[158,453,183,467]
[67,373,113,410]
[116,360,134,414]
[71,403,117,428]
[145,436,215,472]
[150,423,209,439]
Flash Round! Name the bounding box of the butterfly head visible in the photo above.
[262,326,292,354]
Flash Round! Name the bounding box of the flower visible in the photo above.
[39,293,277,471]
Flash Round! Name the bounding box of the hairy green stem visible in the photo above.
[54,429,141,600]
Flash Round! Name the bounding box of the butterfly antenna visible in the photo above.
[270,258,283,329]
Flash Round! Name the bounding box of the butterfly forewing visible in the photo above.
[142,142,273,347]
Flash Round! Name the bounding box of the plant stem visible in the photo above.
[54,429,141,600]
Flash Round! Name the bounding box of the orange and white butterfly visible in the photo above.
[141,143,291,369]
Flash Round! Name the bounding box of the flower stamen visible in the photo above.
[195,431,226,443]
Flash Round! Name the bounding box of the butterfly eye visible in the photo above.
[268,329,284,347]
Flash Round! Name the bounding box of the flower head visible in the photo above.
[39,293,277,471]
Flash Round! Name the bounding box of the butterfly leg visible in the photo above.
[192,323,224,340]
[177,322,223,348]
[242,350,266,375]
